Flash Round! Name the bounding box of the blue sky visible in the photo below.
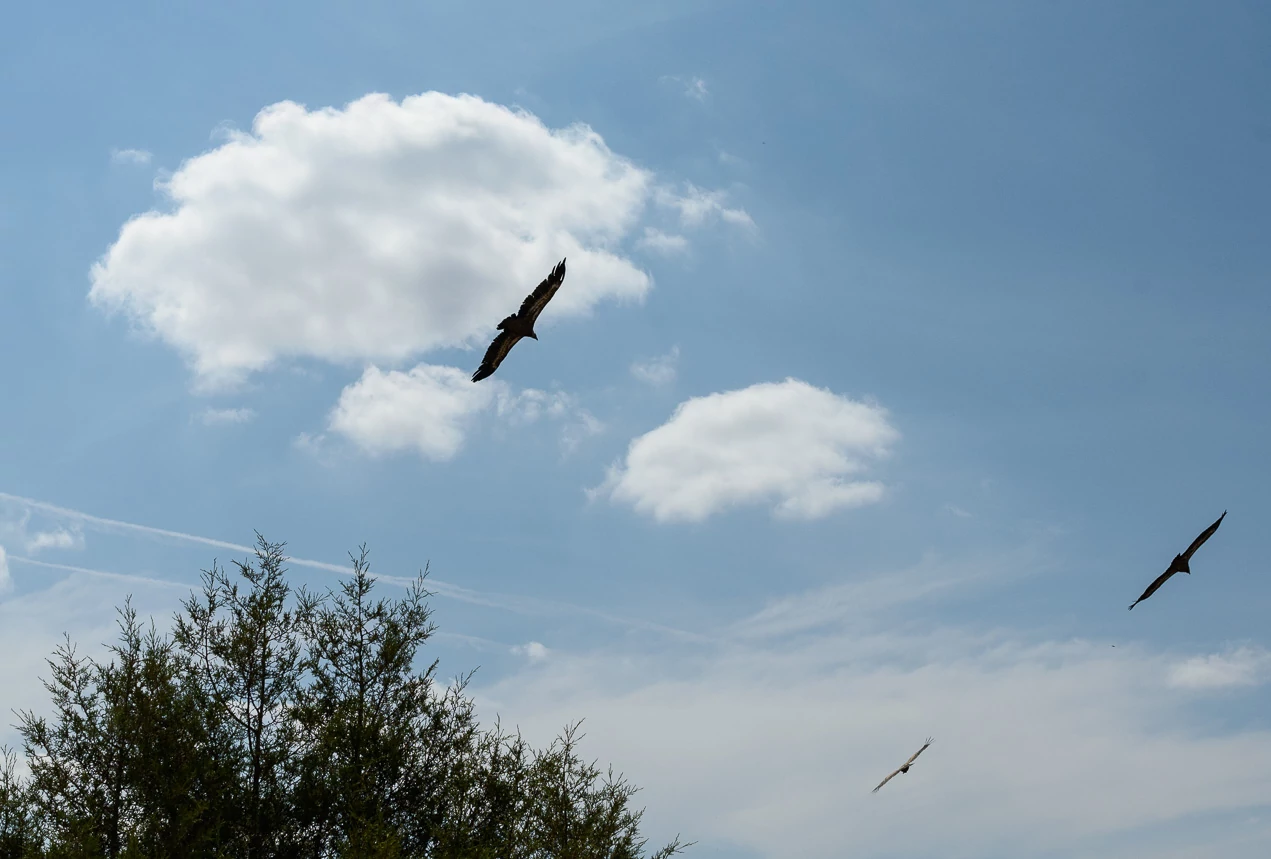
[2,1,1270,856]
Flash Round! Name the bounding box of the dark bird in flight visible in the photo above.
[1128,511,1227,610]
[471,259,567,383]
[872,737,933,793]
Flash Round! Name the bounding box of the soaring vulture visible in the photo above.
[471,259,567,383]
[872,738,933,793]
[1128,510,1227,610]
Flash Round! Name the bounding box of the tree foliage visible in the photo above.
[2,536,689,859]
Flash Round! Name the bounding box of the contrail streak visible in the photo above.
[10,556,192,591]
[0,490,709,642]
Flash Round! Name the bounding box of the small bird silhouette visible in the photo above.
[872,738,933,793]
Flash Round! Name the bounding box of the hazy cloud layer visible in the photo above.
[475,601,1271,859]
[1168,645,1271,690]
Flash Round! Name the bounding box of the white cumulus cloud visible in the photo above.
[1168,646,1271,690]
[88,91,750,391]
[591,378,898,522]
[630,346,679,387]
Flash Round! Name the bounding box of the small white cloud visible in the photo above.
[328,364,499,461]
[110,148,152,165]
[24,527,84,554]
[591,378,898,522]
[511,641,550,663]
[0,545,10,595]
[636,227,690,256]
[945,504,973,518]
[630,346,679,387]
[199,407,256,425]
[327,363,596,461]
[655,183,755,230]
[717,150,748,169]
[1168,646,1271,690]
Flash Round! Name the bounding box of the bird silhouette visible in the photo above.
[471,259,567,382]
[1128,511,1226,610]
[872,738,934,793]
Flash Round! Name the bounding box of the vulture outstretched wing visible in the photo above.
[903,738,934,767]
[871,768,904,794]
[515,258,567,324]
[872,738,933,793]
[1182,510,1226,561]
[1128,566,1179,611]
[471,328,523,383]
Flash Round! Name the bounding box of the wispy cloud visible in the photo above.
[635,227,689,256]
[0,545,10,595]
[655,183,755,230]
[630,346,679,387]
[660,75,709,101]
[25,526,84,553]
[110,147,152,165]
[199,407,256,425]
[0,509,87,555]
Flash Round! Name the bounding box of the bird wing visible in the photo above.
[471,329,523,382]
[872,767,903,793]
[1181,511,1226,561]
[1128,566,1179,610]
[515,258,567,324]
[903,738,934,767]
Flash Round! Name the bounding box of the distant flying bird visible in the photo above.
[471,259,567,383]
[1128,511,1227,610]
[872,737,933,793]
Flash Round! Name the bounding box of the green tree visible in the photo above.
[290,548,445,856]
[6,534,690,859]
[172,536,308,859]
[0,745,37,859]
